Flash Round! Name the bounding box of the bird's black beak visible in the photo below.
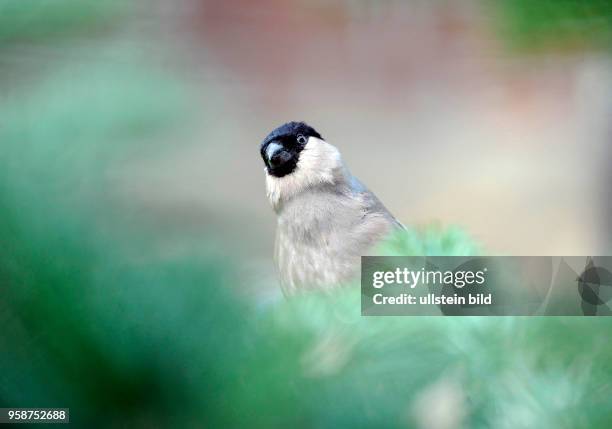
[264,142,292,170]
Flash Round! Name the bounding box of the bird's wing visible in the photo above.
[349,175,405,230]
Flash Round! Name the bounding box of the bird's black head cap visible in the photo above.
[260,122,322,178]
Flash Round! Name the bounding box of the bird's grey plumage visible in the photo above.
[262,124,402,295]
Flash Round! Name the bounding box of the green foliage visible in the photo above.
[376,225,482,257]
[0,0,128,46]
[491,0,612,52]
[0,61,213,426]
[262,301,612,428]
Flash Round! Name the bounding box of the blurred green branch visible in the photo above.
[0,0,128,46]
[491,0,612,52]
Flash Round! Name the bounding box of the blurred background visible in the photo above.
[1,0,612,428]
[106,0,612,258]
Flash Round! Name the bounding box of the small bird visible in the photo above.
[261,121,403,295]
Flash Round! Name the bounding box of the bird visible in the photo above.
[260,121,404,295]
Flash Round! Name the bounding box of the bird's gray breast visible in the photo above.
[274,188,395,295]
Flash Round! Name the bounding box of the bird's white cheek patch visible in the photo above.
[265,137,343,209]
[295,137,342,184]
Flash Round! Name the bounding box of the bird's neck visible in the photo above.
[267,164,351,213]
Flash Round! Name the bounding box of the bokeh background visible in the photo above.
[1,0,612,428]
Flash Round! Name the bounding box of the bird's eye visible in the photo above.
[297,134,307,145]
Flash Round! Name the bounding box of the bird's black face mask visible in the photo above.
[260,121,322,178]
